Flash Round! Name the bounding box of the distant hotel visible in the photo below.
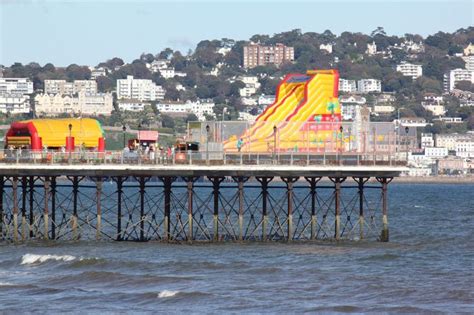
[243,42,294,69]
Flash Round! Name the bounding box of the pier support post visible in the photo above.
[43,177,50,240]
[256,177,272,241]
[330,177,346,240]
[209,176,224,242]
[50,177,57,240]
[377,177,392,242]
[184,177,198,243]
[282,177,299,241]
[12,177,18,242]
[354,177,369,240]
[21,177,27,241]
[159,176,176,241]
[113,176,125,241]
[96,178,103,240]
[138,176,147,241]
[305,177,321,240]
[68,176,83,240]
[232,176,249,241]
[29,176,34,238]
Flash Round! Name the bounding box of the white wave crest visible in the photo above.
[21,254,76,265]
[158,290,179,298]
[0,282,14,286]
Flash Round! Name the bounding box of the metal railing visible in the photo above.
[0,149,407,167]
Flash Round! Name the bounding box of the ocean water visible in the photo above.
[0,183,472,313]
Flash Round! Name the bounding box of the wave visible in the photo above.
[158,290,179,298]
[21,254,77,265]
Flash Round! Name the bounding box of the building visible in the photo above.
[423,104,446,116]
[44,80,97,95]
[396,62,423,79]
[319,43,333,54]
[90,67,107,79]
[0,78,33,95]
[0,94,31,114]
[424,147,448,158]
[455,140,474,158]
[420,133,434,148]
[243,42,294,68]
[443,69,474,92]
[437,157,467,175]
[217,47,232,55]
[159,68,187,79]
[156,99,215,121]
[366,42,377,55]
[338,79,357,93]
[339,95,366,120]
[116,76,165,101]
[117,100,150,112]
[433,117,463,124]
[375,93,396,104]
[238,76,261,97]
[435,133,474,151]
[401,40,424,53]
[149,60,169,73]
[35,92,113,116]
[373,105,395,115]
[258,95,275,106]
[462,55,474,72]
[357,79,381,93]
[464,43,474,56]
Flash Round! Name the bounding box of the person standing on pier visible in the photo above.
[237,138,243,152]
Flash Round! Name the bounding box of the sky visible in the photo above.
[0,0,473,67]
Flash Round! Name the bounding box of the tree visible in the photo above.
[65,64,91,80]
[157,48,174,60]
[161,114,175,129]
[371,27,386,37]
[455,80,474,92]
[96,76,114,92]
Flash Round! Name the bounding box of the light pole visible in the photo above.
[273,125,277,164]
[68,123,72,163]
[339,125,343,165]
[122,125,127,149]
[206,124,210,165]
[405,126,409,163]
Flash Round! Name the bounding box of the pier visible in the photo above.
[0,159,405,243]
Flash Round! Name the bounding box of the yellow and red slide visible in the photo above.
[224,69,341,152]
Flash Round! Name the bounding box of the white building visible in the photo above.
[116,76,165,101]
[238,112,258,122]
[435,133,474,151]
[464,43,474,56]
[0,94,31,114]
[433,117,463,124]
[338,79,357,93]
[425,147,448,158]
[421,133,434,148]
[366,42,377,55]
[238,76,261,97]
[396,62,423,80]
[44,80,97,95]
[35,92,113,116]
[443,69,474,92]
[423,104,446,116]
[462,55,474,72]
[339,95,366,120]
[258,95,275,106]
[0,78,33,94]
[401,40,424,53]
[90,67,107,79]
[150,60,170,73]
[319,43,333,54]
[118,100,150,112]
[217,47,232,55]
[357,79,381,93]
[373,105,395,115]
[156,99,215,121]
[455,140,474,158]
[158,68,187,79]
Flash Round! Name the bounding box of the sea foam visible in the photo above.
[158,290,179,298]
[21,254,76,265]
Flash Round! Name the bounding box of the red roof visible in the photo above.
[138,130,158,141]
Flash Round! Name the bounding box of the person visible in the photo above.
[167,147,172,162]
[237,138,243,152]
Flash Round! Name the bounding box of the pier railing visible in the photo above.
[0,149,407,166]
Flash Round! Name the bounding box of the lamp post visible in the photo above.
[273,125,277,164]
[68,123,72,163]
[122,125,127,149]
[206,124,210,165]
[405,126,409,163]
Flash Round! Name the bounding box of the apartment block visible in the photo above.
[0,94,31,114]
[243,42,294,68]
[116,76,165,101]
[338,79,357,93]
[35,92,113,116]
[443,69,474,92]
[44,80,97,95]
[396,62,423,79]
[0,78,33,95]
[357,79,381,93]
[156,99,215,121]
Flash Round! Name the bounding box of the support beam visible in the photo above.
[138,176,147,241]
[43,177,50,240]
[377,177,393,242]
[208,176,225,242]
[305,177,321,240]
[113,176,125,241]
[353,177,370,240]
[256,177,272,241]
[330,177,346,240]
[50,177,57,240]
[184,177,199,243]
[232,176,249,241]
[96,178,103,240]
[12,177,18,243]
[0,176,4,239]
[159,176,176,241]
[70,176,80,240]
[29,176,34,238]
[282,177,299,241]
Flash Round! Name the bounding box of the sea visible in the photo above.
[0,183,472,313]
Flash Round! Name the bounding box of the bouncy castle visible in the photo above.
[224,69,341,152]
[5,118,105,151]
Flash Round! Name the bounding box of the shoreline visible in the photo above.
[392,176,474,184]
